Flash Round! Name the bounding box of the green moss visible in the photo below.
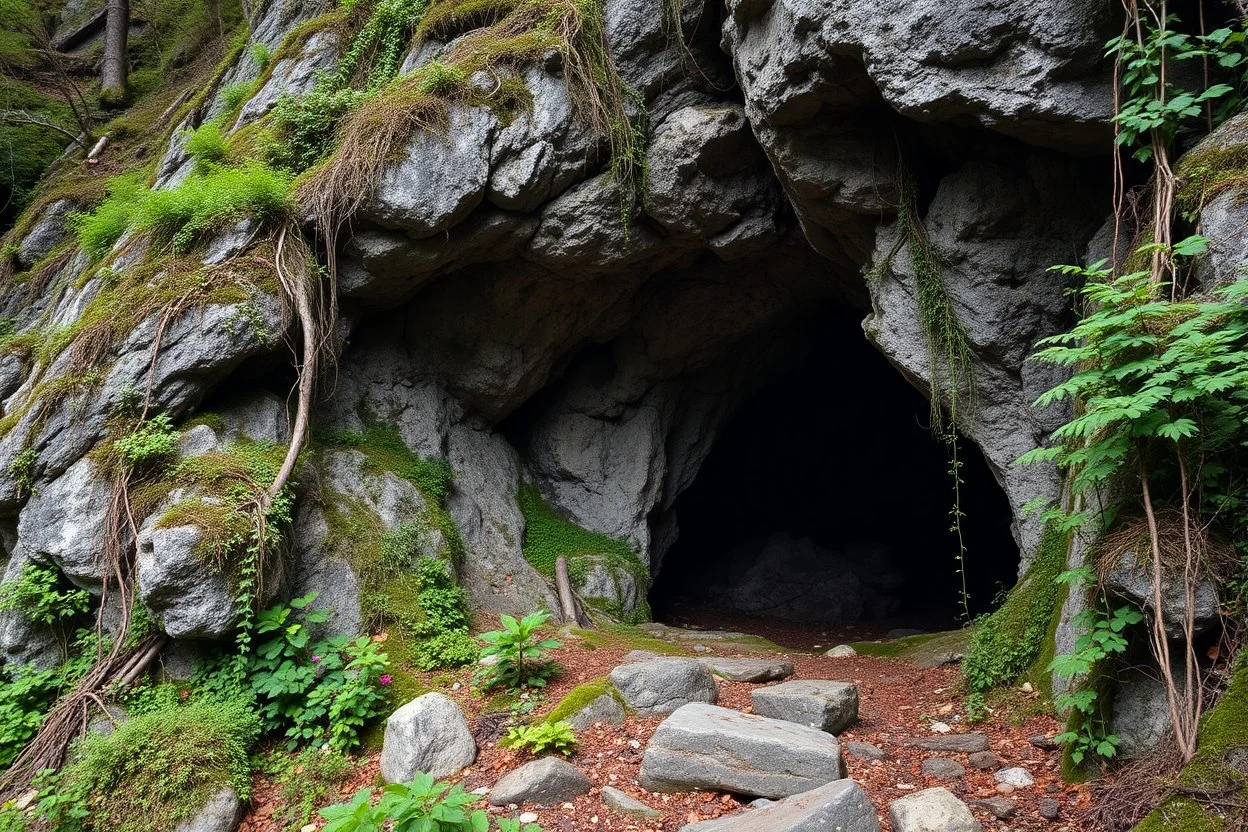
[570,623,687,656]
[962,522,1071,694]
[850,629,972,666]
[517,484,645,584]
[1176,138,1248,214]
[54,698,259,832]
[544,677,625,723]
[1135,797,1220,832]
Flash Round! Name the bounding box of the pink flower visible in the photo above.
[311,655,322,664]
[379,674,393,687]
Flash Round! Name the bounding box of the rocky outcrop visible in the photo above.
[888,787,981,832]
[380,693,478,783]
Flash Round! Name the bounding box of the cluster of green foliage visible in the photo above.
[0,73,75,220]
[195,592,391,751]
[259,747,354,832]
[0,630,100,770]
[112,413,181,469]
[1107,19,1248,162]
[500,719,577,756]
[0,561,90,631]
[367,557,479,672]
[476,610,561,690]
[962,523,1070,708]
[72,162,293,260]
[516,484,648,622]
[321,418,456,507]
[35,698,259,832]
[320,774,542,832]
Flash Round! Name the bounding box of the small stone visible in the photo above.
[969,796,1017,819]
[967,751,999,770]
[910,733,990,753]
[929,721,952,734]
[826,645,857,658]
[301,825,316,832]
[751,680,859,734]
[996,783,1015,795]
[889,787,980,832]
[749,798,773,808]
[1029,734,1060,751]
[610,658,718,716]
[601,785,662,819]
[995,767,1035,788]
[1020,682,1034,694]
[489,758,591,807]
[698,657,796,683]
[519,813,539,824]
[380,693,477,783]
[921,758,965,780]
[845,741,886,761]
[1039,797,1061,820]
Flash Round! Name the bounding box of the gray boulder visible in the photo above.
[601,786,661,819]
[994,767,1034,788]
[889,787,982,832]
[488,757,590,807]
[639,703,843,799]
[921,758,965,780]
[15,455,110,590]
[609,658,718,716]
[566,692,626,730]
[678,778,880,832]
[698,657,795,683]
[136,523,238,640]
[967,797,1016,820]
[751,680,859,734]
[1111,661,1179,758]
[845,741,886,762]
[380,693,478,783]
[174,787,244,832]
[1104,551,1220,639]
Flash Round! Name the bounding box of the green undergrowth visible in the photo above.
[46,698,259,832]
[851,628,972,665]
[543,677,625,724]
[517,484,649,622]
[569,623,686,656]
[962,523,1071,698]
[1132,656,1248,830]
[1176,132,1248,216]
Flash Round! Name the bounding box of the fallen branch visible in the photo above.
[555,555,590,628]
[0,110,90,148]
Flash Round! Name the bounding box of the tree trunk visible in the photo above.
[100,0,129,107]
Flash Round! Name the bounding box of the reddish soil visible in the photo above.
[240,626,1090,832]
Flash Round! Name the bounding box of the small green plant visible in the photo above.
[261,747,354,831]
[319,774,543,832]
[499,720,577,756]
[1048,568,1144,765]
[476,610,561,691]
[184,122,230,170]
[7,447,36,499]
[0,561,91,629]
[250,41,273,69]
[112,413,180,469]
[217,80,257,113]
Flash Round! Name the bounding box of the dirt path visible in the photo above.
[241,623,1089,832]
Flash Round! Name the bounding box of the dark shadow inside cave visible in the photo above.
[647,303,1019,639]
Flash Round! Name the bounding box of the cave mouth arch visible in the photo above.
[647,302,1019,642]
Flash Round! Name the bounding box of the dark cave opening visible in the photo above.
[648,303,1020,638]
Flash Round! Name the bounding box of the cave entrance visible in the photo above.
[647,303,1019,645]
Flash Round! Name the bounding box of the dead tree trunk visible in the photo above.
[555,556,590,628]
[100,0,129,107]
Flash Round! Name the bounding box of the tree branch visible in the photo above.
[0,110,90,148]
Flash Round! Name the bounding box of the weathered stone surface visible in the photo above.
[922,758,965,780]
[17,199,72,269]
[1104,552,1220,640]
[380,693,477,783]
[136,522,237,640]
[489,757,590,807]
[827,645,857,658]
[968,797,1016,820]
[698,657,795,683]
[174,787,244,832]
[16,456,109,589]
[889,787,982,832]
[909,734,990,753]
[0,552,60,667]
[677,778,879,832]
[610,658,718,716]
[751,680,859,734]
[995,767,1034,788]
[1038,797,1061,820]
[601,786,662,819]
[967,751,999,770]
[1110,662,1178,759]
[845,741,886,761]
[566,692,626,730]
[639,703,843,798]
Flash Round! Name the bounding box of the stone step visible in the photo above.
[677,779,879,832]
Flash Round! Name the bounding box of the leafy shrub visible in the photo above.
[235,592,391,750]
[0,664,63,768]
[183,122,230,170]
[217,80,257,113]
[112,413,180,469]
[6,447,36,499]
[0,561,90,628]
[74,162,293,258]
[250,41,273,69]
[500,720,576,756]
[42,698,260,832]
[476,610,561,691]
[319,774,542,832]
[265,85,366,174]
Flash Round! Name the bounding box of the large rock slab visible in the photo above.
[678,778,880,832]
[1104,551,1220,639]
[488,757,590,807]
[639,703,844,799]
[380,693,477,783]
[889,787,981,832]
[751,680,859,734]
[609,658,718,716]
[699,657,795,683]
[174,787,244,832]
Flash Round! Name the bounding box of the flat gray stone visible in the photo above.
[968,797,1017,819]
[846,741,886,761]
[380,693,477,783]
[889,787,982,832]
[967,751,999,770]
[678,778,880,831]
[826,645,857,657]
[488,757,590,807]
[698,657,795,683]
[751,680,859,734]
[1038,797,1061,820]
[639,703,843,799]
[601,785,661,819]
[995,767,1034,788]
[909,734,990,753]
[609,658,718,716]
[922,758,965,780]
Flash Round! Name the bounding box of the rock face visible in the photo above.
[610,659,718,716]
[678,779,880,832]
[1104,552,1221,640]
[174,787,244,832]
[639,703,844,798]
[380,693,478,783]
[566,692,627,730]
[751,680,859,734]
[889,787,982,832]
[488,757,591,807]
